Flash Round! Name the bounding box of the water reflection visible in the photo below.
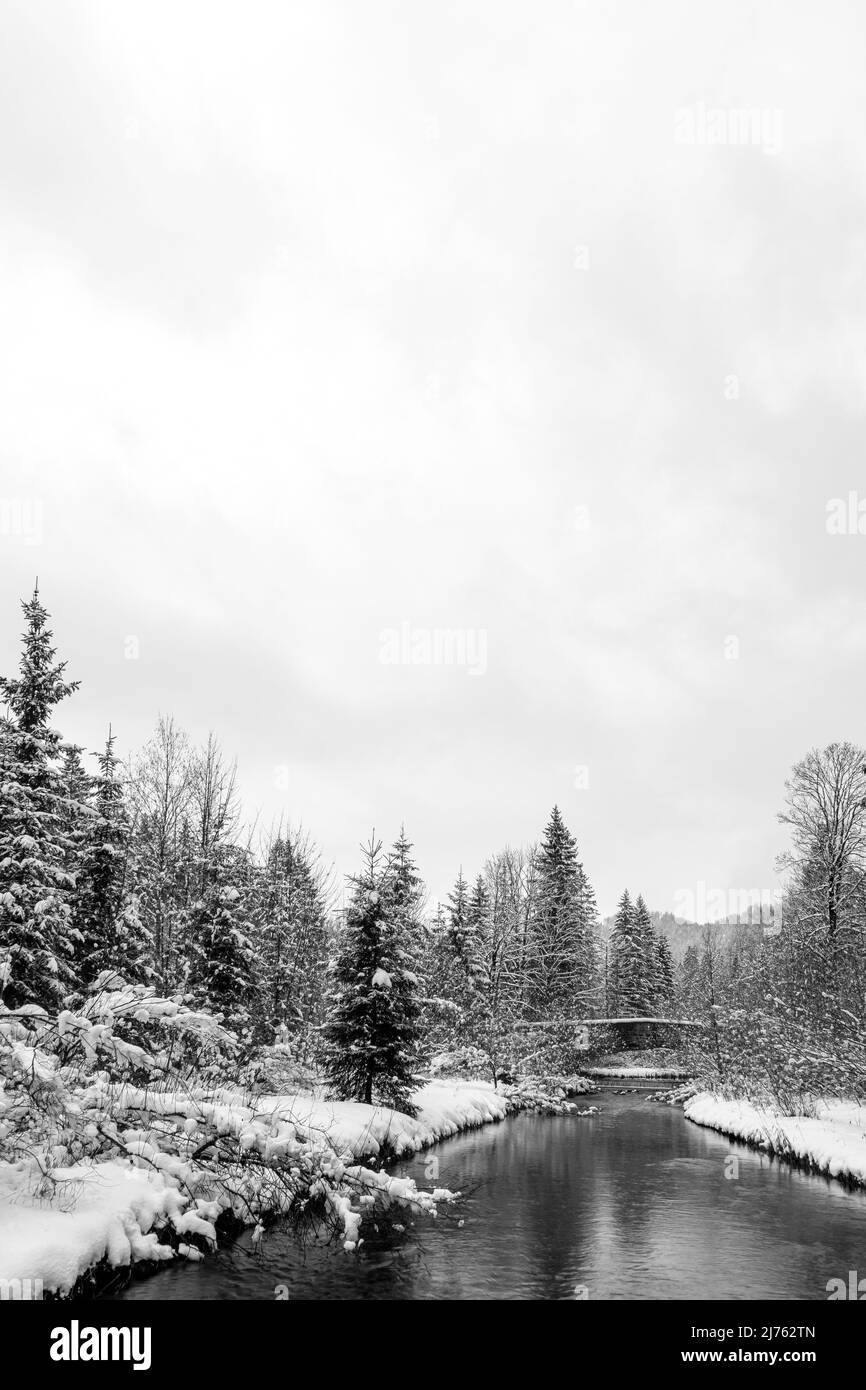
[115,1090,866,1301]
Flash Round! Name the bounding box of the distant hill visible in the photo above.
[598,909,764,961]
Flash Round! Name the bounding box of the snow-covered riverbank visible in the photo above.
[684,1093,866,1186]
[0,1076,590,1296]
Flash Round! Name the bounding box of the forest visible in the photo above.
[3,585,866,1127]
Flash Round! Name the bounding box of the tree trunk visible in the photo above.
[828,869,839,935]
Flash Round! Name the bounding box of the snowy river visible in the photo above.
[115,1085,866,1300]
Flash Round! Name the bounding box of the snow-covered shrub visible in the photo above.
[0,961,236,1161]
[681,999,866,1113]
[428,1047,494,1081]
[246,1045,319,1096]
[510,1020,600,1078]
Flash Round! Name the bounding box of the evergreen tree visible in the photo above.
[527,807,599,1020]
[466,873,490,957]
[609,889,644,1015]
[256,828,331,1052]
[324,837,421,1112]
[59,743,91,884]
[186,848,258,1038]
[458,871,492,1041]
[446,869,476,970]
[383,823,426,1045]
[0,588,80,1007]
[678,943,701,1015]
[417,903,463,1051]
[385,825,426,961]
[632,893,657,1014]
[72,731,151,987]
[419,869,486,1048]
[654,932,676,1014]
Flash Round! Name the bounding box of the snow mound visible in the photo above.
[261,1078,509,1160]
[684,1093,866,1186]
[0,1162,183,1296]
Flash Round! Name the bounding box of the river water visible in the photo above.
[115,1086,866,1301]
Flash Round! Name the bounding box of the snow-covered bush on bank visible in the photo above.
[499,1075,595,1114]
[248,1044,320,1096]
[648,1080,700,1105]
[428,1047,495,1081]
[679,1000,866,1115]
[0,965,236,1160]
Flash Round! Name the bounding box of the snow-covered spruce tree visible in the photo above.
[383,824,426,1058]
[677,942,701,1017]
[446,869,472,965]
[185,847,259,1042]
[420,872,486,1054]
[59,743,91,886]
[609,889,645,1016]
[526,806,599,1024]
[446,868,484,990]
[324,837,421,1113]
[654,930,676,1014]
[385,825,426,961]
[72,731,152,988]
[0,587,80,1008]
[255,827,331,1054]
[449,872,483,987]
[631,893,657,1015]
[415,902,461,1052]
[467,873,490,957]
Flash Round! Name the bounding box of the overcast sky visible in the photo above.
[2,0,865,917]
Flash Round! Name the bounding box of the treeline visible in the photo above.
[6,588,860,1110]
[0,590,610,1093]
[0,589,331,1058]
[419,804,602,1080]
[605,891,676,1017]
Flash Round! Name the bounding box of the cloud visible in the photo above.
[1,0,865,912]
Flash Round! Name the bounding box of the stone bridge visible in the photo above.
[576,1017,703,1049]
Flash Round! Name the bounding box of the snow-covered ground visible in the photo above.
[0,1161,184,1295]
[684,1093,866,1185]
[257,1078,510,1161]
[0,1077,554,1295]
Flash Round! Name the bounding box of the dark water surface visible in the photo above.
[115,1087,866,1300]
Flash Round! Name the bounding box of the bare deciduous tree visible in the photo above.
[777,741,866,936]
[126,715,192,984]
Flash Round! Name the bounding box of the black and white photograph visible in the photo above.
[1,0,865,1350]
